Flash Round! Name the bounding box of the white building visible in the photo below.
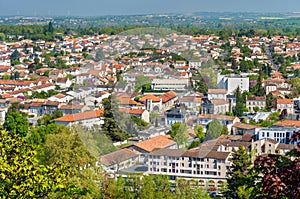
[246,96,266,113]
[256,127,299,144]
[207,89,227,100]
[151,78,189,91]
[217,74,249,94]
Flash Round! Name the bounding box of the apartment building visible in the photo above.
[217,74,249,94]
[147,143,231,190]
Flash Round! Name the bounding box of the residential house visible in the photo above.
[201,99,229,115]
[56,77,72,89]
[207,89,227,100]
[59,104,87,115]
[197,114,240,132]
[273,120,300,128]
[120,108,150,123]
[165,108,186,125]
[139,91,178,113]
[246,96,266,113]
[276,99,294,115]
[54,109,104,127]
[179,95,202,111]
[232,122,261,135]
[48,93,74,103]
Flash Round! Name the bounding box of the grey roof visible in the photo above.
[149,148,186,157]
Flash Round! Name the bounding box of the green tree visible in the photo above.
[195,124,205,142]
[0,130,79,198]
[2,74,10,80]
[233,87,245,117]
[10,50,20,62]
[135,75,151,92]
[170,122,189,148]
[224,146,252,199]
[221,125,229,135]
[206,119,223,140]
[48,21,54,33]
[3,111,28,137]
[43,128,94,167]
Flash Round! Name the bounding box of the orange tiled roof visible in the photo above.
[54,109,104,122]
[134,135,175,152]
[119,108,146,115]
[277,99,293,104]
[160,91,177,103]
[273,120,300,128]
[139,94,161,103]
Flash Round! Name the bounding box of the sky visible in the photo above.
[0,0,300,16]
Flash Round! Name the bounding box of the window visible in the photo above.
[267,132,269,137]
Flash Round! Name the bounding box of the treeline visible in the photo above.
[2,22,300,42]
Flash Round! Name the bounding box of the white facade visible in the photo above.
[256,127,299,144]
[217,74,249,94]
[151,79,189,91]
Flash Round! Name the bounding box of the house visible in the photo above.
[59,104,87,115]
[246,96,266,113]
[120,108,150,123]
[201,99,229,115]
[48,93,74,103]
[99,148,140,173]
[56,77,72,89]
[276,99,294,115]
[197,114,240,132]
[29,102,44,116]
[32,83,55,93]
[232,122,261,135]
[188,60,202,68]
[252,139,279,156]
[54,109,104,127]
[165,108,186,125]
[207,89,227,100]
[179,95,202,111]
[42,101,60,115]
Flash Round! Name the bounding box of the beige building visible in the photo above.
[276,99,294,115]
[246,96,266,113]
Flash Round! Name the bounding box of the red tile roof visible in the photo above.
[277,99,293,104]
[160,91,177,103]
[273,120,300,128]
[134,135,175,152]
[54,109,104,122]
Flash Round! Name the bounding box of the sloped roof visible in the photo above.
[99,148,140,166]
[54,109,104,122]
[134,135,175,152]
